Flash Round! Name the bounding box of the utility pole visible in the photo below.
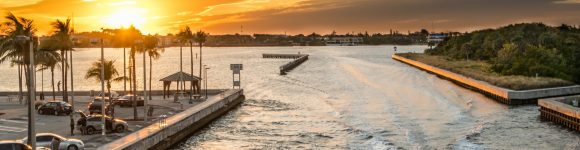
[99,38,106,138]
[143,43,148,122]
[69,39,75,136]
[25,35,37,150]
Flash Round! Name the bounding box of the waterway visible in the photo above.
[0,46,578,149]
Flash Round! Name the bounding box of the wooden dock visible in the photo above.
[263,53,309,75]
[539,96,580,131]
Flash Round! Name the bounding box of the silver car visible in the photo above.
[22,133,84,150]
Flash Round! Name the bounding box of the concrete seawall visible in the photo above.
[539,96,580,131]
[0,89,227,97]
[98,89,244,150]
[392,54,580,105]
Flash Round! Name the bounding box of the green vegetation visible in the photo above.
[398,53,573,90]
[426,23,580,84]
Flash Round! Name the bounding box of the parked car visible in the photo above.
[93,91,119,99]
[76,113,129,135]
[34,101,46,109]
[21,133,84,150]
[114,94,144,107]
[0,140,31,150]
[37,101,72,116]
[87,97,112,115]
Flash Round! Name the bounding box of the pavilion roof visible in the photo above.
[159,71,201,82]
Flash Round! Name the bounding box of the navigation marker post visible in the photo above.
[230,64,243,89]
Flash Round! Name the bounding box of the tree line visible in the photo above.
[426,23,580,83]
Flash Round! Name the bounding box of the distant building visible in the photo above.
[427,33,448,44]
[324,37,364,46]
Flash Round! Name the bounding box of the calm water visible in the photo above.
[1,46,579,149]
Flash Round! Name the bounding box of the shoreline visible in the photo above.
[392,53,580,105]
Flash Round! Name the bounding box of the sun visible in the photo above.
[104,8,146,28]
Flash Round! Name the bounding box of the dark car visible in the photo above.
[37,101,72,116]
[114,95,144,107]
[88,97,112,115]
[0,140,32,150]
[76,114,129,135]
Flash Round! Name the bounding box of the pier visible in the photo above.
[392,54,580,105]
[539,96,580,131]
[263,53,309,75]
[262,53,305,59]
[98,89,244,150]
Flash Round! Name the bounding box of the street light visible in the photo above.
[90,38,106,138]
[70,37,78,136]
[16,35,36,150]
[204,65,210,100]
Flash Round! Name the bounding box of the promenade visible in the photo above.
[0,93,219,149]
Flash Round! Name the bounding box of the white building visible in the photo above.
[325,37,364,46]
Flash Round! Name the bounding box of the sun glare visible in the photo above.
[104,8,146,28]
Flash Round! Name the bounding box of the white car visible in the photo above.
[0,140,31,150]
[22,133,84,150]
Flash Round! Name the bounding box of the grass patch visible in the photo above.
[397,53,575,90]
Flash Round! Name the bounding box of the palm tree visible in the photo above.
[193,31,208,94]
[0,12,37,104]
[125,25,142,120]
[177,26,193,93]
[36,49,61,100]
[85,59,127,99]
[105,27,130,94]
[143,35,162,100]
[45,18,73,102]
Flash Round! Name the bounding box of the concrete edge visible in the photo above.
[392,54,580,100]
[97,89,244,150]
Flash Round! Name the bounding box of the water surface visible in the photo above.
[1,46,578,149]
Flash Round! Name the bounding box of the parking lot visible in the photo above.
[0,95,209,149]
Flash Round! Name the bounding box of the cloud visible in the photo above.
[554,0,580,4]
[2,0,580,35]
[0,0,42,8]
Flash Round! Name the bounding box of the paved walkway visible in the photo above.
[0,95,213,149]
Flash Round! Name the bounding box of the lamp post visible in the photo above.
[16,35,36,149]
[204,65,210,99]
[70,38,78,136]
[91,38,106,138]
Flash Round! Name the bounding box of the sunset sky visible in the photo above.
[1,0,580,35]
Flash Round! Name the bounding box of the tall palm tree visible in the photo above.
[193,31,208,94]
[45,18,73,102]
[36,49,61,100]
[143,35,162,100]
[177,26,193,93]
[124,25,142,120]
[0,12,37,104]
[104,27,130,94]
[85,59,127,99]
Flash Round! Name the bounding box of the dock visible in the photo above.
[263,53,309,75]
[539,96,580,131]
[392,54,580,105]
[98,89,245,150]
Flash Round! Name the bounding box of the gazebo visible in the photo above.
[159,71,201,99]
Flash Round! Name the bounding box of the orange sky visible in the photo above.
[1,0,580,35]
